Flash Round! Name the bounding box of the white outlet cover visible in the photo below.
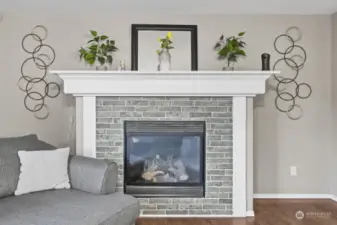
[290,166,297,176]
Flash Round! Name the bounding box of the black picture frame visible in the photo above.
[131,24,198,71]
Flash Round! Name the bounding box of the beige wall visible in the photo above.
[254,15,332,194]
[331,13,337,197]
[0,13,332,194]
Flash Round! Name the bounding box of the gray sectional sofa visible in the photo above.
[0,135,140,225]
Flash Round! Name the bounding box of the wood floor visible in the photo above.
[136,199,337,225]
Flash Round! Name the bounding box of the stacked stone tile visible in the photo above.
[96,97,233,215]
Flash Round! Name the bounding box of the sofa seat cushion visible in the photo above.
[0,189,140,225]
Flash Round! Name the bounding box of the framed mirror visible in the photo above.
[131,24,198,71]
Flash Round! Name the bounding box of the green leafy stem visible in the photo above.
[79,30,118,66]
[214,31,247,67]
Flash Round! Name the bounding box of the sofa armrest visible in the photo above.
[69,155,118,195]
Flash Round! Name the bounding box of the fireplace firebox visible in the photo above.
[124,121,205,197]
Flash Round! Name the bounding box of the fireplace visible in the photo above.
[54,70,275,216]
[124,121,205,197]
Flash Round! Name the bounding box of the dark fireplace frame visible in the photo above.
[123,121,206,198]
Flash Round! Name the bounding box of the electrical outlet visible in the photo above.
[290,166,297,176]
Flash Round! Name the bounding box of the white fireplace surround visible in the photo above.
[51,70,278,218]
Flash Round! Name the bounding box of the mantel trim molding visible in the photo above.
[50,70,279,97]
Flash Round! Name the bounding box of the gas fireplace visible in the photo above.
[124,121,205,197]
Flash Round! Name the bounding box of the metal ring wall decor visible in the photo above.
[273,26,311,120]
[19,25,59,120]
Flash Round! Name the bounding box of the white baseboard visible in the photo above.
[330,195,337,202]
[254,194,331,199]
[246,210,255,217]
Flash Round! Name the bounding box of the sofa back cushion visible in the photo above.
[0,135,56,198]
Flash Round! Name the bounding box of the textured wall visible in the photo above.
[96,96,233,215]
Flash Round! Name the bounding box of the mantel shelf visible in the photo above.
[50,70,279,75]
[50,70,279,97]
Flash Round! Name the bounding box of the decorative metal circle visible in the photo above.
[21,33,42,54]
[290,54,305,70]
[275,93,295,113]
[34,104,50,120]
[273,27,310,120]
[32,25,48,41]
[20,26,58,120]
[24,93,44,112]
[273,75,286,92]
[286,26,302,42]
[274,34,295,55]
[284,45,307,68]
[25,78,48,100]
[32,44,55,68]
[296,83,312,99]
[45,82,61,98]
[273,57,299,83]
[276,78,299,101]
[35,53,51,69]
[21,57,47,83]
[287,104,303,120]
[17,76,33,92]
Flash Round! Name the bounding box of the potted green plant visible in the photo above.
[79,30,118,70]
[214,31,247,71]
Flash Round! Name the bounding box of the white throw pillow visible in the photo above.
[15,147,71,196]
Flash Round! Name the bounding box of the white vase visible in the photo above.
[158,49,171,71]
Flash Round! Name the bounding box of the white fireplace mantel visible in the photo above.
[51,70,279,218]
[51,70,277,97]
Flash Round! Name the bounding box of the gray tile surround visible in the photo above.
[96,96,233,215]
